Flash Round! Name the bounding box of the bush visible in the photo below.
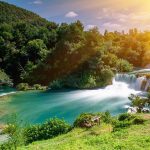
[2,124,17,136]
[116,59,133,72]
[132,117,145,125]
[73,113,102,128]
[49,79,63,89]
[33,84,46,90]
[0,69,12,85]
[113,120,132,131]
[118,113,135,121]
[16,83,29,91]
[1,114,25,149]
[101,111,113,123]
[113,114,145,131]
[24,118,71,144]
[98,67,114,87]
[73,113,94,128]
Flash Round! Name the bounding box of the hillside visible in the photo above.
[19,114,150,150]
[0,1,48,26]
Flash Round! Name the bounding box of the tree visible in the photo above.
[26,39,48,62]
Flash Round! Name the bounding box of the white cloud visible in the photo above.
[102,22,121,29]
[32,0,43,5]
[119,18,126,23]
[65,11,78,18]
[86,24,97,29]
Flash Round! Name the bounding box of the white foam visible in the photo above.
[0,92,16,97]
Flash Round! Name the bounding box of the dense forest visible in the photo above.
[0,1,150,88]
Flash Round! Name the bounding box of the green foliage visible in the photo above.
[49,79,63,89]
[16,83,29,91]
[0,1,48,25]
[73,113,96,128]
[97,67,114,87]
[26,39,48,61]
[33,84,46,90]
[100,111,112,123]
[132,117,145,125]
[129,94,150,112]
[118,113,135,121]
[116,59,133,72]
[113,120,132,131]
[24,118,71,144]
[19,114,150,150]
[73,112,113,128]
[0,69,11,85]
[113,113,145,131]
[0,114,25,150]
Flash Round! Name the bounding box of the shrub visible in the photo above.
[16,83,29,91]
[0,69,12,85]
[98,67,114,87]
[73,113,95,128]
[2,124,17,136]
[33,84,46,90]
[101,111,112,123]
[49,79,63,89]
[118,113,135,121]
[116,59,133,72]
[1,114,25,149]
[113,120,132,131]
[132,117,145,125]
[24,118,71,144]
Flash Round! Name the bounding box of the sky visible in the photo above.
[1,0,150,32]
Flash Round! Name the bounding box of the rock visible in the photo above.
[141,80,147,90]
[0,126,10,144]
[127,107,137,114]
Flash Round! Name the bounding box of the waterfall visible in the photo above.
[145,79,150,91]
[114,74,149,91]
[135,76,146,91]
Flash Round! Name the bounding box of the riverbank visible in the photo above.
[19,113,150,150]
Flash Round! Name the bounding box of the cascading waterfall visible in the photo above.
[115,74,137,89]
[115,73,150,91]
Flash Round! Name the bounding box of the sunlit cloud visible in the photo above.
[86,24,97,30]
[65,11,78,18]
[31,0,43,5]
[102,22,121,29]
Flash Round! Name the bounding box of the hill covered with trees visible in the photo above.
[0,1,150,88]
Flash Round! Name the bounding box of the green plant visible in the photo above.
[101,111,112,123]
[113,120,132,131]
[118,113,135,121]
[16,83,29,91]
[73,113,94,128]
[33,84,46,90]
[132,117,145,125]
[1,114,25,150]
[24,118,71,144]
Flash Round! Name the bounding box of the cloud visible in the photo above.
[102,22,121,29]
[65,11,78,18]
[86,25,97,30]
[31,0,43,5]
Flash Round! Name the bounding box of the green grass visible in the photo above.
[19,115,150,150]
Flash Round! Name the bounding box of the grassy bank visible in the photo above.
[19,114,150,150]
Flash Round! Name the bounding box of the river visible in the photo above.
[0,73,146,124]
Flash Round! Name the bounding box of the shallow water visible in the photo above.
[0,79,141,124]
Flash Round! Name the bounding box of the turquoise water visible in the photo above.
[0,86,16,96]
[0,78,141,124]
